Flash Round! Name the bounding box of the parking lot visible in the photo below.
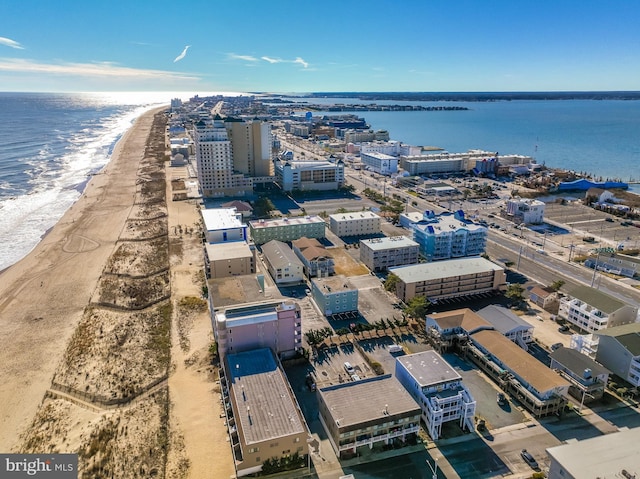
[545,201,638,248]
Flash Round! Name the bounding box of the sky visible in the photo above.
[2,0,640,93]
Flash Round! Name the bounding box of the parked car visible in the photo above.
[558,325,570,332]
[520,449,539,469]
[497,392,507,406]
[305,373,316,392]
[344,362,355,375]
[551,343,563,351]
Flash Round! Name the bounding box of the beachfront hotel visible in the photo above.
[194,116,273,197]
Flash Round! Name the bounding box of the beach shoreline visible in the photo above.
[0,105,167,451]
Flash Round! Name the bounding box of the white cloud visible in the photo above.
[0,58,199,80]
[0,36,24,49]
[174,45,190,63]
[230,53,309,68]
[228,53,259,62]
[293,57,308,68]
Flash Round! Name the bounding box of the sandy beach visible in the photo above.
[0,106,165,450]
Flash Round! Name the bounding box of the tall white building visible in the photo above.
[194,117,273,198]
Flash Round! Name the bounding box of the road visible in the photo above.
[487,230,640,305]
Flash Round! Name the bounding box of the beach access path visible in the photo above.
[0,107,164,451]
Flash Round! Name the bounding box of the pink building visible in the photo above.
[214,300,302,360]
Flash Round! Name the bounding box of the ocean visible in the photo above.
[1,92,639,271]
[0,92,177,271]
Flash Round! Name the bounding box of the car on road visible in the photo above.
[558,325,570,332]
[520,449,539,469]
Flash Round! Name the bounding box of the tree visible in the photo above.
[549,280,565,292]
[384,273,400,292]
[505,283,525,303]
[404,296,430,320]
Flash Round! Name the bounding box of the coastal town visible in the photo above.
[2,94,640,479]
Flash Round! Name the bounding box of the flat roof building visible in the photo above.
[274,159,345,193]
[249,216,326,245]
[311,275,358,316]
[317,375,421,459]
[359,236,419,272]
[224,348,309,477]
[329,211,381,237]
[201,207,248,244]
[205,241,255,279]
[395,351,476,440]
[546,427,640,479]
[389,257,506,303]
[214,300,302,360]
[410,210,487,261]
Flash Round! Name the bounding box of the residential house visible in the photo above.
[549,346,610,404]
[558,285,638,333]
[594,322,640,387]
[291,237,335,278]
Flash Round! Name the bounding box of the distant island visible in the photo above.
[298,91,640,102]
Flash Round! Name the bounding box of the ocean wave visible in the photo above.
[0,95,166,271]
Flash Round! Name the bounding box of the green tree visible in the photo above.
[550,280,565,292]
[384,273,400,292]
[404,296,430,320]
[505,283,525,303]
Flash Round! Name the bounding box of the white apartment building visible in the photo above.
[359,236,419,272]
[558,285,638,333]
[395,351,476,440]
[360,151,398,175]
[329,211,381,237]
[504,197,545,224]
[201,207,248,244]
[274,159,345,192]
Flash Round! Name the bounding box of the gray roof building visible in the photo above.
[225,348,309,476]
[566,285,626,314]
[547,427,640,479]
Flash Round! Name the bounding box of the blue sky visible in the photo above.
[2,0,640,93]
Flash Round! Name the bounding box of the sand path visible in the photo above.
[165,179,235,478]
